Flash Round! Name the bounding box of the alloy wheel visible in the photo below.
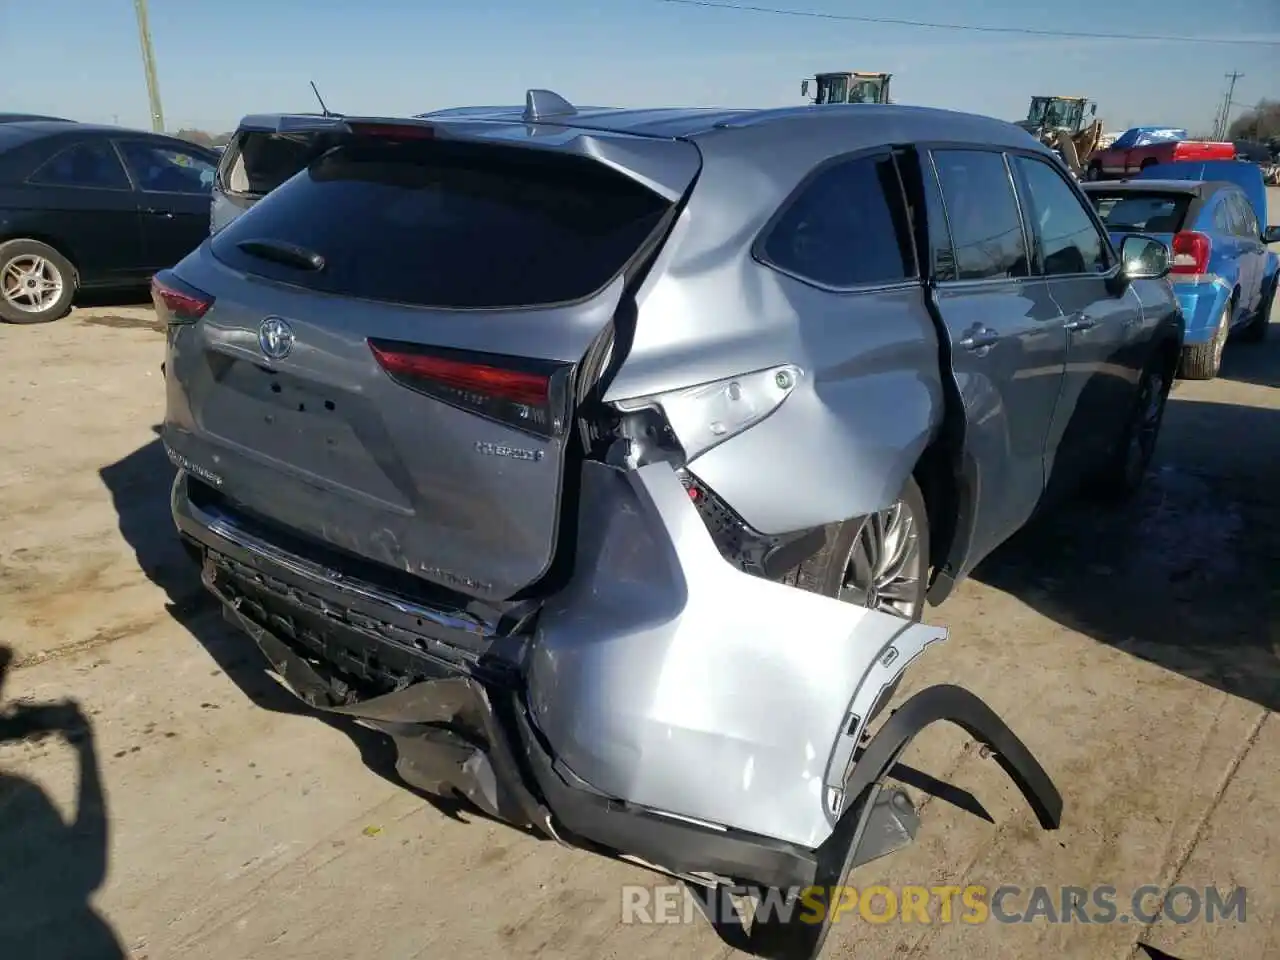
[1,254,64,314]
[1124,369,1167,486]
[839,500,925,619]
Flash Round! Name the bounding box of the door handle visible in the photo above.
[144,208,174,219]
[1064,313,1097,332]
[957,326,1000,351]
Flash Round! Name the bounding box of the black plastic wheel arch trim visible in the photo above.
[837,682,1063,834]
[746,683,1062,960]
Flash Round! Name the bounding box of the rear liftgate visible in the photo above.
[200,457,1062,960]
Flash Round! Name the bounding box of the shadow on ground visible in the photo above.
[972,395,1280,712]
[0,645,124,959]
[97,431,514,828]
[72,288,165,333]
[1216,323,1280,389]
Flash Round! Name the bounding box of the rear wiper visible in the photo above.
[235,238,326,272]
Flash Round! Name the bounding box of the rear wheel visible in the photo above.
[1086,161,1103,181]
[782,476,929,622]
[1094,353,1172,501]
[1139,158,1159,172]
[0,239,76,324]
[1238,277,1274,343]
[1178,299,1231,380]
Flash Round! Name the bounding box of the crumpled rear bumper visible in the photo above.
[174,460,1061,894]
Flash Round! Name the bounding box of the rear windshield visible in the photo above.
[210,138,671,309]
[220,131,327,196]
[1088,192,1192,234]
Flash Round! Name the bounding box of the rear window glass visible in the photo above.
[759,152,917,288]
[210,139,671,309]
[221,131,326,196]
[1088,192,1191,234]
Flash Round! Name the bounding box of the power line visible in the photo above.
[657,0,1280,47]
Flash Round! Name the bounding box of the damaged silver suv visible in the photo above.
[159,92,1179,958]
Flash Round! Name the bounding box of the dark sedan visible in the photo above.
[0,122,218,323]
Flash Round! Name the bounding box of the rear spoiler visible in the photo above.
[233,113,437,138]
[229,92,702,202]
[235,89,587,137]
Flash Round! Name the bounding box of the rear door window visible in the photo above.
[27,140,131,190]
[758,152,917,288]
[221,131,325,197]
[210,138,672,309]
[1226,192,1258,238]
[115,140,216,194]
[1089,192,1191,234]
[929,149,1030,281]
[1010,155,1111,276]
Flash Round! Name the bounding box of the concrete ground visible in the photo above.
[2,208,1278,960]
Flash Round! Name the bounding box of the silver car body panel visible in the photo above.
[528,460,946,848]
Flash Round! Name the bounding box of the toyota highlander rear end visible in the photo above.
[160,102,1060,960]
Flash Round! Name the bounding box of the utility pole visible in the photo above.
[132,0,165,132]
[1215,72,1243,140]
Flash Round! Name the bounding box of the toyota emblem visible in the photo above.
[258,317,295,361]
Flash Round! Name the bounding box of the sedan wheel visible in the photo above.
[0,239,76,324]
[839,497,927,620]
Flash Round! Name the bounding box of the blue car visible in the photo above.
[1083,160,1280,379]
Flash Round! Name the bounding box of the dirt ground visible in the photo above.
[2,212,1279,960]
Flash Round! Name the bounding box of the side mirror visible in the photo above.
[1090,104,1097,116]
[801,80,810,98]
[1263,225,1280,245]
[1119,235,1171,280]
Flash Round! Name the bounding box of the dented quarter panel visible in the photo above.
[528,461,946,848]
[604,117,946,535]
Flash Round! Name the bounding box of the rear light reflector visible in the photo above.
[368,339,569,439]
[1170,231,1211,275]
[151,270,213,323]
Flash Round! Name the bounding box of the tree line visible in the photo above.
[173,129,234,148]
[1228,100,1280,146]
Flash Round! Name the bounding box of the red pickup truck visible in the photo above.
[1085,137,1235,181]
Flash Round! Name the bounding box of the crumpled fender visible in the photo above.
[528,460,947,848]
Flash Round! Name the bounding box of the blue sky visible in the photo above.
[4,0,1278,135]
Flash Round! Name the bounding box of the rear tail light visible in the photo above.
[1170,231,1211,275]
[151,271,214,323]
[368,339,570,439]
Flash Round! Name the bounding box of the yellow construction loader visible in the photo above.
[1015,95,1105,177]
[802,71,892,105]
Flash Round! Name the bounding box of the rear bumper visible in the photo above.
[1173,277,1231,344]
[172,461,1061,892]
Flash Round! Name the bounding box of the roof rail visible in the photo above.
[523,89,577,122]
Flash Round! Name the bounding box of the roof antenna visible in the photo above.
[309,80,333,118]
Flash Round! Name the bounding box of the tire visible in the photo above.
[1178,299,1231,380]
[0,239,76,324]
[1086,161,1103,181]
[1093,352,1173,501]
[781,475,929,622]
[1139,158,1159,172]
[1238,276,1274,343]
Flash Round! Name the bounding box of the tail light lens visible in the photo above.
[368,339,570,439]
[151,271,214,323]
[1170,231,1211,275]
